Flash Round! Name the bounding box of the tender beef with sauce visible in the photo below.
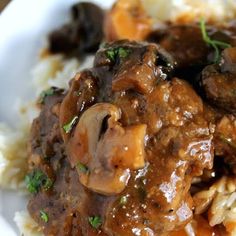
[214,115,236,174]
[147,25,211,68]
[25,2,236,234]
[146,22,236,92]
[27,41,216,235]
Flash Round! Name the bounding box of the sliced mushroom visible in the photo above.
[221,47,236,75]
[49,2,104,56]
[201,48,236,114]
[66,103,147,195]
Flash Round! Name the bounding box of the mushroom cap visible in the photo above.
[67,103,147,195]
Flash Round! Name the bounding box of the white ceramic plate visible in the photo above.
[0,0,113,234]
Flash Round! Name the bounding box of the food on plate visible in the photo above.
[104,0,152,41]
[1,0,236,235]
[48,2,104,57]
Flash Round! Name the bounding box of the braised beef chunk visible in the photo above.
[214,115,236,174]
[48,2,104,57]
[94,40,174,95]
[146,23,236,92]
[201,47,236,114]
[147,24,236,69]
[29,88,64,168]
[28,88,109,236]
[147,25,210,68]
[27,40,217,236]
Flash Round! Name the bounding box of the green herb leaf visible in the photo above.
[118,47,130,58]
[120,196,128,205]
[63,116,78,134]
[106,47,131,62]
[25,170,53,194]
[39,88,54,104]
[76,91,82,97]
[76,162,89,173]
[43,178,53,191]
[200,18,231,62]
[106,49,116,62]
[88,216,102,229]
[40,210,49,223]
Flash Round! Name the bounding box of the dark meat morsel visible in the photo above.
[201,47,236,114]
[27,40,216,236]
[104,78,214,235]
[147,24,236,69]
[29,87,65,169]
[94,40,175,95]
[214,115,236,174]
[48,2,104,57]
[147,25,211,68]
[28,89,109,236]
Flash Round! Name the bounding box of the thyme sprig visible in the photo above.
[200,18,231,62]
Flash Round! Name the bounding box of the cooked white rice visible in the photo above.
[14,211,42,236]
[194,176,236,235]
[32,55,80,94]
[142,0,236,23]
[1,0,236,235]
[0,123,29,190]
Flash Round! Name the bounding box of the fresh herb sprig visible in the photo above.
[76,162,89,173]
[106,47,131,62]
[88,216,102,229]
[40,210,49,223]
[39,88,54,104]
[25,170,53,194]
[63,116,78,134]
[200,18,231,63]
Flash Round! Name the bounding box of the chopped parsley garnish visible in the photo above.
[25,170,53,194]
[88,216,102,229]
[106,47,131,62]
[106,50,116,61]
[39,88,54,104]
[43,156,50,161]
[63,116,78,134]
[120,196,128,205]
[40,210,49,223]
[43,178,53,191]
[200,18,231,62]
[118,47,130,58]
[76,91,82,96]
[76,162,89,173]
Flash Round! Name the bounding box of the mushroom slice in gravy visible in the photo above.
[67,103,147,195]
